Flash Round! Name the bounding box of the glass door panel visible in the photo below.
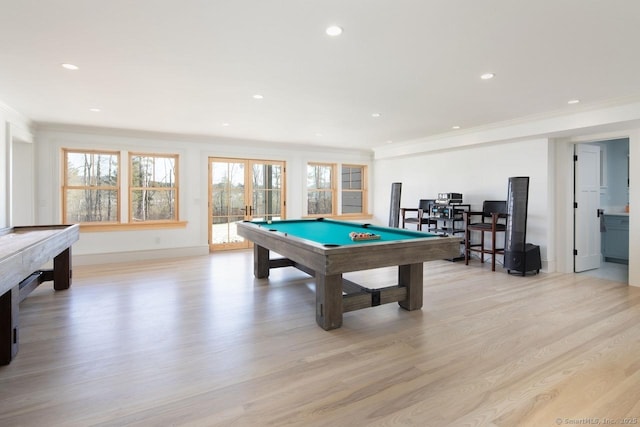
[210,158,285,251]
[210,160,248,250]
[251,162,283,221]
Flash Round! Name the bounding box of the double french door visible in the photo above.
[209,157,285,250]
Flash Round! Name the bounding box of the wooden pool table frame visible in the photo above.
[237,219,460,330]
[0,224,80,365]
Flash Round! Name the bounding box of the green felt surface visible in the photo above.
[251,219,438,246]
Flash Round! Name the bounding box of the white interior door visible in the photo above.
[574,143,601,272]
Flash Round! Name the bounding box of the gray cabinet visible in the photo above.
[602,214,629,264]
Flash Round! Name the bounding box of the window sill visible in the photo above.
[79,221,188,232]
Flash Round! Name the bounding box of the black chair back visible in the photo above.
[482,200,507,218]
[418,199,435,211]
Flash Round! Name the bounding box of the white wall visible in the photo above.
[372,138,550,269]
[0,102,34,228]
[10,139,35,225]
[35,126,373,264]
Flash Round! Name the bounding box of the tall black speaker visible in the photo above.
[504,177,541,275]
[504,177,529,254]
[388,182,402,227]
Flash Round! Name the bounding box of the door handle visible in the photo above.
[597,208,604,217]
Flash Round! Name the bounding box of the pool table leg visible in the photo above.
[253,245,270,278]
[53,247,72,290]
[398,263,423,311]
[315,273,343,330]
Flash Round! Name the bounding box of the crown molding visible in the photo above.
[374,97,640,159]
[34,122,373,157]
[0,101,33,129]
[0,101,34,143]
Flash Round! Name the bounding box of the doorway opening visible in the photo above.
[574,138,629,283]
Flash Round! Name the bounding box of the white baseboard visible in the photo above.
[73,245,210,266]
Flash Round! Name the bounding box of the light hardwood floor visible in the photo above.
[1,251,640,426]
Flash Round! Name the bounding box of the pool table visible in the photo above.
[0,224,80,364]
[236,218,460,330]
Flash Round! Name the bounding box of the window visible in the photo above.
[63,150,120,223]
[306,163,368,217]
[62,149,181,227]
[341,165,367,214]
[130,153,179,221]
[307,163,335,215]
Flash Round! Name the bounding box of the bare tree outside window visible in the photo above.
[252,163,282,220]
[211,161,245,225]
[130,154,178,221]
[307,163,334,215]
[63,150,119,223]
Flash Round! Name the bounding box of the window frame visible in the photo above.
[62,148,186,231]
[306,162,337,217]
[129,152,180,223]
[340,164,368,216]
[304,162,370,218]
[62,148,121,224]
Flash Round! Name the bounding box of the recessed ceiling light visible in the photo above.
[568,99,580,104]
[326,25,343,36]
[315,132,323,137]
[89,108,101,112]
[480,73,495,80]
[371,112,381,118]
[61,63,79,70]
[222,122,230,127]
[253,94,264,100]
[386,140,393,144]
[452,125,461,129]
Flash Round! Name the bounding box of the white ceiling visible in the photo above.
[1,0,640,150]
